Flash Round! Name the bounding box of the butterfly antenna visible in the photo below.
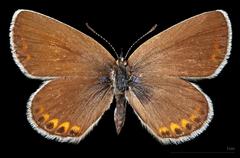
[120,48,124,58]
[125,24,157,58]
[86,23,119,58]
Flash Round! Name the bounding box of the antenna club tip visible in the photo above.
[125,24,158,58]
[150,24,158,32]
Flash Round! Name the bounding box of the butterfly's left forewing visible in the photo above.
[11,10,115,79]
[10,10,115,143]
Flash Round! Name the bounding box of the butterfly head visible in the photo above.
[116,57,128,67]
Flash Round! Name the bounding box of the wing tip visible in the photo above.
[184,10,232,80]
[10,9,29,79]
[10,9,56,80]
[10,9,38,79]
[208,10,232,79]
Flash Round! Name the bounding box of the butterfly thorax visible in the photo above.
[112,58,130,134]
[113,58,129,94]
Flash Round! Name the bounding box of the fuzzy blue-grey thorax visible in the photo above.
[112,58,129,95]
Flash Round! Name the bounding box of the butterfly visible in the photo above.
[10,9,231,144]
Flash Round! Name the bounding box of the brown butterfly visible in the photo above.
[10,9,231,144]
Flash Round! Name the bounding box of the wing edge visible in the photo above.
[185,10,232,80]
[10,9,58,80]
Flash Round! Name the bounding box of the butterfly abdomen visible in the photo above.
[114,94,127,134]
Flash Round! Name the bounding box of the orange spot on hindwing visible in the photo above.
[56,122,70,134]
[34,106,44,114]
[69,125,81,136]
[158,127,170,137]
[181,119,192,130]
[170,123,183,135]
[190,114,201,123]
[37,113,49,123]
[46,118,59,130]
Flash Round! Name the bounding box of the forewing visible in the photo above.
[128,10,231,79]
[29,76,113,143]
[126,75,212,144]
[10,10,115,79]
